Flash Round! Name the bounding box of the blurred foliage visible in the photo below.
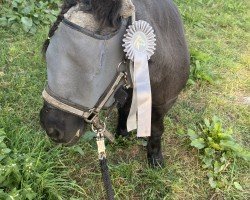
[0,0,60,34]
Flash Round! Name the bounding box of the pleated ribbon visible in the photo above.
[123,20,156,137]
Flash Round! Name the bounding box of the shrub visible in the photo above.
[0,0,60,34]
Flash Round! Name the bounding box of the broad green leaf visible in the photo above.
[0,129,6,136]
[2,148,11,154]
[21,6,33,15]
[204,75,212,83]
[29,26,37,34]
[47,15,57,23]
[0,189,8,199]
[214,161,225,173]
[220,153,227,163]
[205,147,215,156]
[21,185,37,200]
[209,177,217,189]
[0,155,6,161]
[207,171,213,178]
[195,60,201,71]
[51,10,60,16]
[21,17,33,28]
[0,136,6,143]
[191,138,206,149]
[204,118,210,128]
[212,116,219,123]
[73,146,84,156]
[218,133,233,140]
[234,182,243,191]
[202,156,213,168]
[14,0,23,3]
[138,139,148,147]
[82,131,96,141]
[210,142,222,151]
[213,161,220,173]
[187,129,199,140]
[7,15,19,23]
[0,17,8,27]
[220,140,239,152]
[214,122,222,133]
[187,78,196,85]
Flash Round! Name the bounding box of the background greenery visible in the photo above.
[0,0,249,199]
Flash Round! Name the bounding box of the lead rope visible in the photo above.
[93,12,136,200]
[93,125,115,200]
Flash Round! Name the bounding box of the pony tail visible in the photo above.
[42,0,77,56]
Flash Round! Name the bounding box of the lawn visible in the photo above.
[0,0,249,199]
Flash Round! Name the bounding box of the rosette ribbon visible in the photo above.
[123,20,156,137]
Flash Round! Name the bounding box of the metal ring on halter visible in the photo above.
[91,122,106,134]
[116,61,126,72]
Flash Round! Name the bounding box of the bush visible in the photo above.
[0,0,60,34]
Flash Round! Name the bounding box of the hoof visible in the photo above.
[148,153,164,168]
[116,128,130,138]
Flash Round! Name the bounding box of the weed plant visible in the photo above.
[188,117,250,190]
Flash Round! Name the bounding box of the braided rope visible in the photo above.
[100,158,115,200]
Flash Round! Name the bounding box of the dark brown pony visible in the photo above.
[40,0,190,167]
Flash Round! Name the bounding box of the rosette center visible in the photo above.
[132,31,148,53]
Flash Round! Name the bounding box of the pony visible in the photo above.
[40,0,190,167]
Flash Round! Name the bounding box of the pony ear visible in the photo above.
[91,0,122,27]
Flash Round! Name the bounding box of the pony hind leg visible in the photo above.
[147,97,178,168]
[147,105,165,168]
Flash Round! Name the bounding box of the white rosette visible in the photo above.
[123,20,156,137]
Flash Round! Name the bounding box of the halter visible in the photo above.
[42,61,130,142]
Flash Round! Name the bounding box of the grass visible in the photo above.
[0,0,249,199]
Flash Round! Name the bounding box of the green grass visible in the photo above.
[0,0,249,199]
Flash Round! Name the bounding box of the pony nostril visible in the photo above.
[47,128,64,140]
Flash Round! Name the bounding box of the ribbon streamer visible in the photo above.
[123,20,156,137]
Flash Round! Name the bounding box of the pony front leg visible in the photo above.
[116,89,133,137]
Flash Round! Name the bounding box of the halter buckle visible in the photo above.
[85,109,98,123]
